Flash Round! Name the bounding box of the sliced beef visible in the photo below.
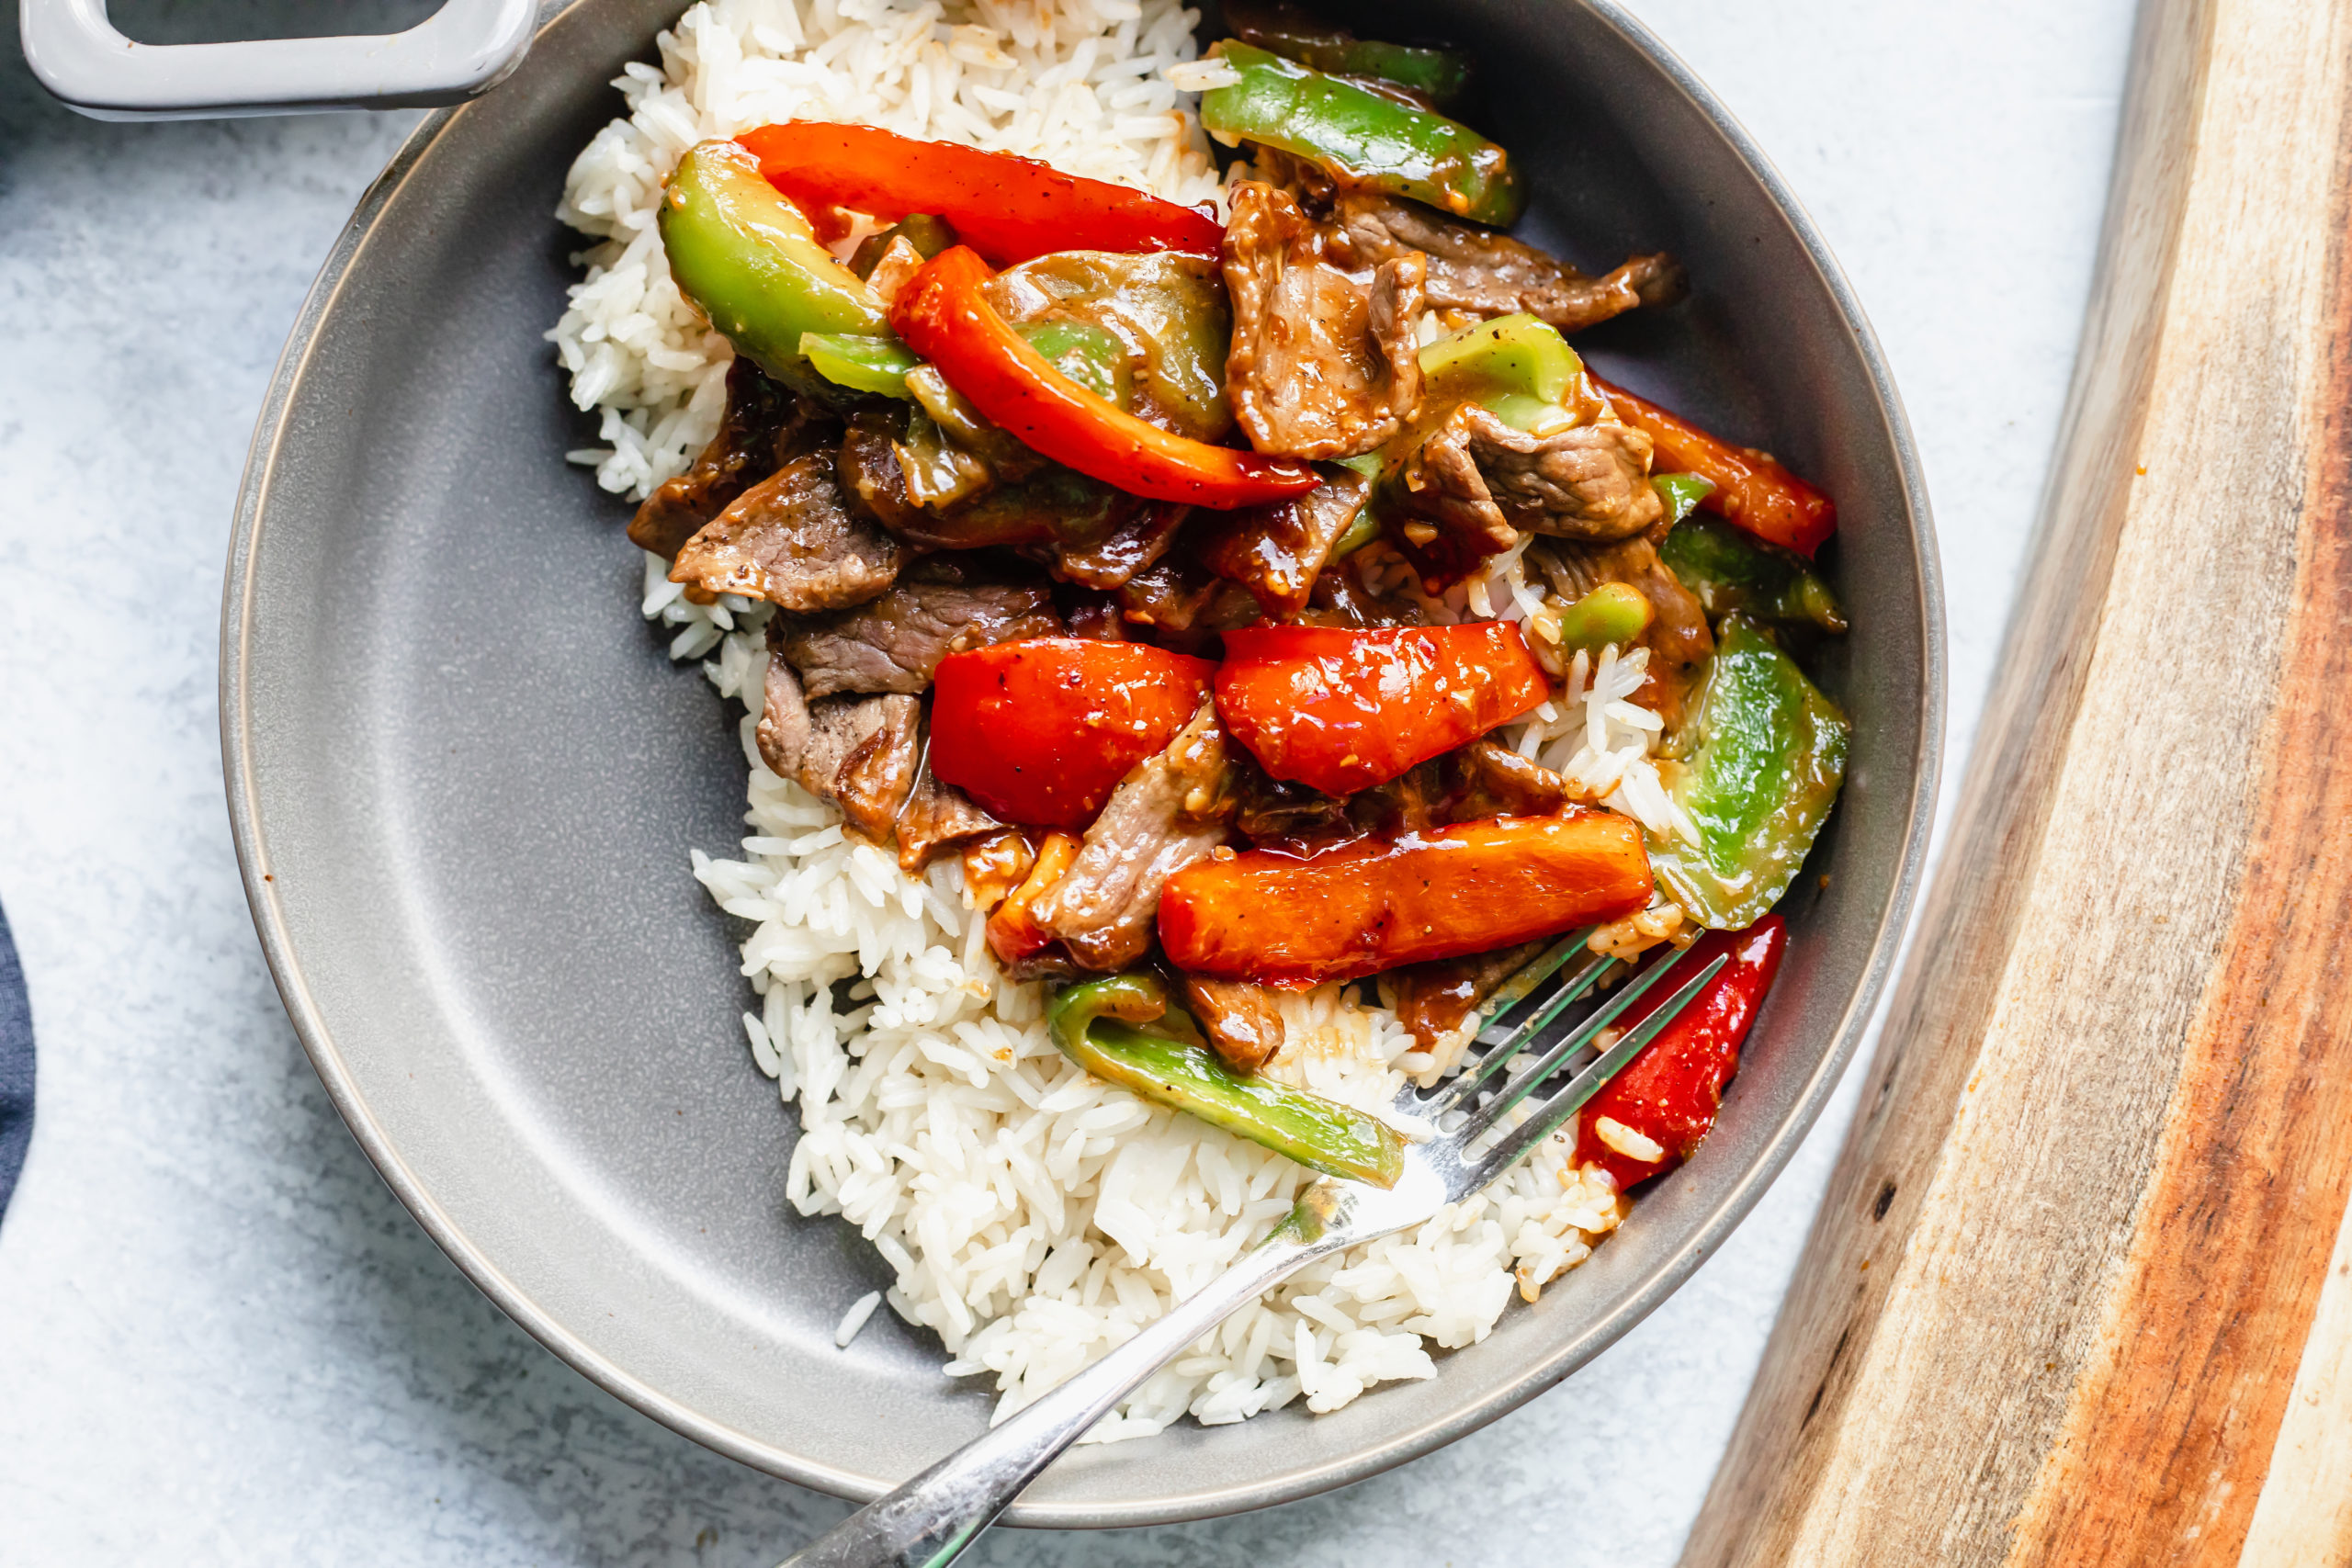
[672,451,906,611]
[1031,701,1236,972]
[1396,401,1663,568]
[1349,759,1453,838]
[1247,148,1682,335]
[774,573,1061,698]
[1477,418,1664,542]
[841,411,1144,553]
[1345,744,1575,840]
[1232,762,1352,849]
[626,360,799,561]
[1390,942,1545,1053]
[1062,591,1131,640]
[840,413,933,535]
[1196,465,1374,614]
[1443,739,1576,819]
[1052,502,1190,591]
[755,660,921,841]
[1117,557,1263,637]
[1533,535,1716,728]
[1223,181,1426,460]
[1296,551,1423,628]
[896,754,1001,873]
[1335,188,1685,333]
[1182,975,1286,1073]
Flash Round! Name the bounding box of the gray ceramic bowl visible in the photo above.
[224,0,1941,1527]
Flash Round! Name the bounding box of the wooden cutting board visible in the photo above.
[1679,0,2352,1562]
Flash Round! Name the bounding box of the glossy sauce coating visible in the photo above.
[1159,809,1653,986]
[890,246,1323,507]
[1594,378,1837,558]
[737,121,1225,265]
[931,638,1215,829]
[1216,622,1549,796]
[1573,917,1786,1187]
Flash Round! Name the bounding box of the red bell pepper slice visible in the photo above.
[984,830,1081,968]
[1215,623,1550,797]
[889,246,1322,508]
[930,637,1216,830]
[1594,378,1838,558]
[1573,916,1786,1187]
[735,121,1225,266]
[1159,810,1654,987]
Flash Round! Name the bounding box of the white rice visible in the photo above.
[834,1289,886,1347]
[554,0,1656,1438]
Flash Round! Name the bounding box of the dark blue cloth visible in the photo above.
[0,897,31,1221]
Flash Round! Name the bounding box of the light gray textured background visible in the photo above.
[0,1,2133,1562]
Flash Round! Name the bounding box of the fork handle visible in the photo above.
[778,1226,1333,1568]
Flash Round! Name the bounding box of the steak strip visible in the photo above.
[673,450,905,611]
[774,574,1061,698]
[1031,700,1236,972]
[1222,180,1426,460]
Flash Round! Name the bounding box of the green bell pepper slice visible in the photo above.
[1652,471,1715,527]
[1553,582,1654,656]
[658,140,892,396]
[1013,319,1131,407]
[798,333,921,399]
[1203,41,1522,227]
[1047,974,1407,1188]
[1225,2,1475,108]
[1661,511,1849,635]
[1419,313,1582,431]
[1326,451,1385,558]
[985,250,1233,441]
[1650,614,1849,930]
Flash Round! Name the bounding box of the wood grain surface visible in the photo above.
[1679,0,2352,1562]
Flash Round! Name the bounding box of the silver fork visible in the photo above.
[777,933,1727,1568]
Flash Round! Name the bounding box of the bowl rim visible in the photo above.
[222,0,1945,1527]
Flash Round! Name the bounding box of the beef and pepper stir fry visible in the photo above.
[637,8,1849,1193]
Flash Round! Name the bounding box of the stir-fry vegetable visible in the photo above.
[1661,514,1848,634]
[1202,42,1522,228]
[736,121,1225,265]
[849,212,956,276]
[1012,318,1132,405]
[1224,1,1475,108]
[985,830,1081,968]
[658,141,892,394]
[1160,810,1654,986]
[1652,471,1714,526]
[1216,623,1549,796]
[1418,313,1585,431]
[891,246,1322,507]
[931,638,1216,829]
[1572,918,1785,1186]
[1650,615,1849,929]
[1048,973,1406,1186]
[1596,378,1838,558]
[801,321,1130,406]
[797,332,919,398]
[1552,582,1654,656]
[986,251,1234,442]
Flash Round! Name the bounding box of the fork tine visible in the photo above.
[1467,929,1599,1045]
[1453,943,1708,1138]
[1464,952,1729,1183]
[1419,940,1616,1115]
